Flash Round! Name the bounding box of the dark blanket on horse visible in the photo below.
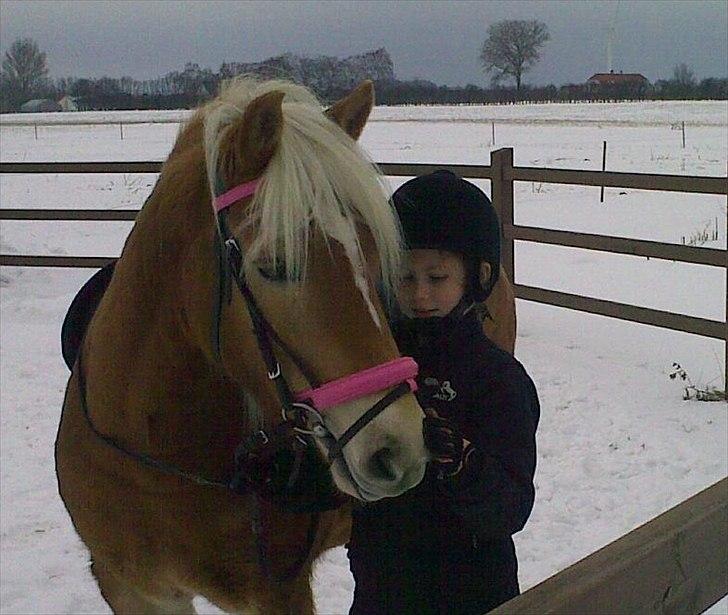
[61,261,116,370]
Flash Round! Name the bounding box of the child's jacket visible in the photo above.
[348,313,540,615]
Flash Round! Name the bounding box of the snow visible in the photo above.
[1,101,726,614]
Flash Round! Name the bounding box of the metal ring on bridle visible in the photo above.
[288,401,329,439]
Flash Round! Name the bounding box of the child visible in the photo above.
[347,170,540,615]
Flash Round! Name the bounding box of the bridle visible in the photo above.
[210,175,421,582]
[211,176,419,468]
[74,174,421,583]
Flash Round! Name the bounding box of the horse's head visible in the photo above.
[198,78,427,501]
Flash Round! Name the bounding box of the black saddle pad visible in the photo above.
[61,261,117,370]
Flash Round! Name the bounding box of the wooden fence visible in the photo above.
[0,151,726,612]
[494,477,728,614]
[1,149,726,382]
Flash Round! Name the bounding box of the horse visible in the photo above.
[55,77,429,614]
[482,265,516,355]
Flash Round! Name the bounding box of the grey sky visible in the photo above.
[1,0,726,87]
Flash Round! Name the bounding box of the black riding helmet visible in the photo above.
[392,170,501,302]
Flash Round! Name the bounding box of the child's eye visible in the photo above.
[429,275,448,283]
[401,273,415,284]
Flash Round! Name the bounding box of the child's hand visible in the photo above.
[423,408,466,478]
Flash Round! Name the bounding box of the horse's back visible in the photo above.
[483,265,517,355]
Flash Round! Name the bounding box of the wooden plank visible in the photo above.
[379,162,493,179]
[0,255,116,268]
[0,160,493,180]
[0,209,139,221]
[515,284,727,340]
[493,478,728,614]
[0,116,188,127]
[508,224,728,268]
[511,166,728,195]
[0,161,162,174]
[2,161,725,196]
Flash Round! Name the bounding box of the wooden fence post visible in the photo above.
[600,140,607,203]
[491,147,515,284]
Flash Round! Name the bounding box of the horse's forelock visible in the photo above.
[203,77,403,299]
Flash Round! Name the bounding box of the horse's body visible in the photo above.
[56,78,429,614]
[483,265,517,355]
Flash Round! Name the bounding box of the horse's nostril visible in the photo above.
[369,447,399,482]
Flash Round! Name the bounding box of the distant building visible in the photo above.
[587,72,649,87]
[58,96,78,111]
[19,99,62,113]
[586,71,649,98]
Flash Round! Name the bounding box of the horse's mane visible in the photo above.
[202,77,402,295]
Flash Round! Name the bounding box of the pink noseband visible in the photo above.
[294,357,418,411]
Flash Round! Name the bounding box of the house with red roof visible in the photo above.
[587,72,649,87]
[586,71,649,98]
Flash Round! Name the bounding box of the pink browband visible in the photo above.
[294,357,418,411]
[214,178,261,213]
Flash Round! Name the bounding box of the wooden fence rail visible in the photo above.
[494,477,728,614]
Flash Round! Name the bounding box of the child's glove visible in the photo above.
[423,408,468,479]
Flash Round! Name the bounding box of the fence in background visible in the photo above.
[0,151,726,612]
[2,150,726,380]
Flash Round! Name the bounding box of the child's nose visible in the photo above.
[413,281,429,302]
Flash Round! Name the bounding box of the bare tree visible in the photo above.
[1,38,49,105]
[672,63,696,89]
[480,20,549,91]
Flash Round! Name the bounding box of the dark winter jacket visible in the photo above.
[348,312,540,615]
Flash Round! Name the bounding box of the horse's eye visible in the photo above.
[256,261,288,282]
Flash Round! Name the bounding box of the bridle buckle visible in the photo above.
[267,363,282,380]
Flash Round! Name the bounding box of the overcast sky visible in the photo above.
[1,0,726,87]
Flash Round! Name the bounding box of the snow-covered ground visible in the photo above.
[1,101,726,614]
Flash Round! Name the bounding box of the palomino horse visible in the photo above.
[56,78,428,614]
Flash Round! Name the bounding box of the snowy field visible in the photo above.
[1,100,726,614]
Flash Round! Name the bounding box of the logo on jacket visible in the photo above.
[423,377,457,402]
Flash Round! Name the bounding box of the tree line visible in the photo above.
[2,29,726,113]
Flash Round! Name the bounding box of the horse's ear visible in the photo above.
[222,90,284,181]
[325,80,374,141]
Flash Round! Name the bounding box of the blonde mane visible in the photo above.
[202,77,402,295]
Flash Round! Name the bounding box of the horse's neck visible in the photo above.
[82,147,249,472]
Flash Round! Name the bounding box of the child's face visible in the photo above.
[397,249,466,318]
